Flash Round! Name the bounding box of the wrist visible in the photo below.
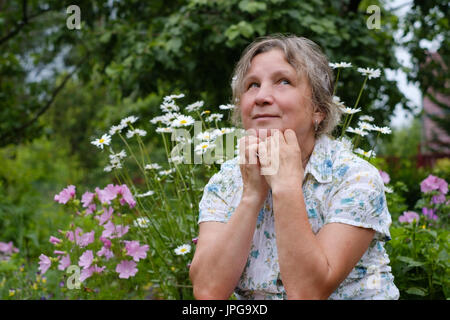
[271,180,303,196]
[241,191,267,209]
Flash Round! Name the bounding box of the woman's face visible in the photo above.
[240,49,319,143]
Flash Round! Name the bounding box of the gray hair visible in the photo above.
[230,34,343,137]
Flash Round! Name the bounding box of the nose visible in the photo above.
[254,83,274,106]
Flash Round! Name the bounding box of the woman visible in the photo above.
[189,35,399,300]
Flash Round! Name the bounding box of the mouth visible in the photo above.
[252,114,280,120]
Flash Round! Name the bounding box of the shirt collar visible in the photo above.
[303,134,334,184]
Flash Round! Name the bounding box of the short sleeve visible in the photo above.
[325,162,392,242]
[198,158,242,224]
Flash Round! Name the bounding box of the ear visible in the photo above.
[312,108,325,125]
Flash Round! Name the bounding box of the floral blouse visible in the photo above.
[198,134,400,300]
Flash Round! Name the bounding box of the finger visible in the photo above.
[246,128,257,138]
[248,142,259,165]
[258,140,269,167]
[284,129,299,147]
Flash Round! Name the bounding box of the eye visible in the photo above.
[247,82,259,89]
[279,79,290,85]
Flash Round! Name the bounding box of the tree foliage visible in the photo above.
[1,0,408,148]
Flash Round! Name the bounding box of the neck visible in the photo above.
[300,134,316,170]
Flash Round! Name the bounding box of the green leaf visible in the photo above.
[397,256,425,267]
[406,287,428,296]
[238,1,267,14]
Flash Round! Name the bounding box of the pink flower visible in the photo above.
[85,203,97,215]
[101,221,116,239]
[379,170,390,184]
[54,185,76,204]
[95,185,117,205]
[76,230,95,248]
[53,250,66,255]
[95,207,113,226]
[115,225,129,238]
[79,250,94,269]
[38,254,51,274]
[115,260,138,279]
[79,267,93,282]
[0,241,19,255]
[58,254,71,271]
[97,246,114,260]
[398,211,420,224]
[420,175,448,194]
[79,265,105,282]
[101,221,129,239]
[432,194,446,205]
[49,236,62,245]
[192,237,198,245]
[100,236,111,249]
[422,207,438,220]
[117,185,136,208]
[66,227,83,242]
[124,241,149,262]
[81,191,95,208]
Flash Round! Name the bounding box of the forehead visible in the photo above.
[245,49,298,78]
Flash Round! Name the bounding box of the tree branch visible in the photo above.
[0,5,51,46]
[0,56,86,145]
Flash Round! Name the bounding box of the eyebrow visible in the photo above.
[244,69,297,83]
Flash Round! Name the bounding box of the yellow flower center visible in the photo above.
[99,138,105,143]
[180,120,187,124]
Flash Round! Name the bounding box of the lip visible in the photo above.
[252,114,280,119]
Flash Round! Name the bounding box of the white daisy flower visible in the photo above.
[169,155,184,164]
[372,125,392,134]
[185,101,204,113]
[196,131,214,141]
[339,106,361,114]
[359,115,374,122]
[160,101,180,113]
[171,115,195,127]
[354,148,376,158]
[329,62,352,69]
[333,96,345,107]
[91,134,111,149]
[109,150,127,161]
[109,123,126,136]
[174,244,191,255]
[357,121,375,131]
[219,104,235,110]
[163,93,185,103]
[104,161,122,172]
[195,142,214,155]
[384,185,394,193]
[145,163,162,170]
[133,217,150,228]
[357,67,381,79]
[156,127,173,134]
[158,169,176,176]
[206,113,223,122]
[346,127,368,136]
[126,129,147,138]
[135,190,155,198]
[120,116,139,128]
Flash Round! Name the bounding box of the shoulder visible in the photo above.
[330,138,384,191]
[204,157,242,190]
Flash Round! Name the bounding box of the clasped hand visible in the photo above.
[239,129,304,204]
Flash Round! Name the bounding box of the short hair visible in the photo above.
[230,34,343,137]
